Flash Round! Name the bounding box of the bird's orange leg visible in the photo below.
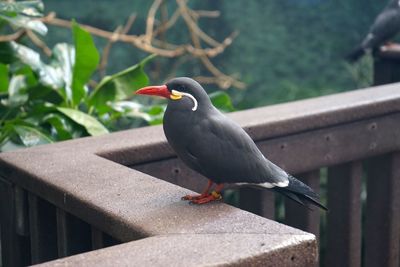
[190,183,224,204]
[181,180,214,201]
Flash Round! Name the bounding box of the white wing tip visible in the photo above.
[236,180,289,189]
[273,180,289,187]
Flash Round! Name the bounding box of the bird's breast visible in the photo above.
[163,107,198,150]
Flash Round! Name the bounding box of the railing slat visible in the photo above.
[28,193,58,264]
[238,188,275,220]
[0,178,30,266]
[91,227,104,250]
[284,171,321,240]
[14,186,29,236]
[103,233,121,248]
[56,208,69,258]
[56,208,92,258]
[326,162,362,267]
[365,153,400,267]
[259,191,275,220]
[373,53,400,85]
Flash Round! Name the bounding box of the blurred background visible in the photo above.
[0,0,389,150]
[1,1,399,266]
[42,0,382,108]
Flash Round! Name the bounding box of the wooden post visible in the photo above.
[374,46,400,85]
[364,153,400,267]
[326,162,362,267]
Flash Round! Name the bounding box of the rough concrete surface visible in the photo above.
[4,83,398,266]
[36,234,316,267]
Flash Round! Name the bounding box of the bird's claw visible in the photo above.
[181,194,205,201]
[187,191,222,205]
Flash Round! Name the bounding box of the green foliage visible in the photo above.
[0,0,47,35]
[0,1,153,151]
[209,91,235,112]
[89,55,154,115]
[71,20,99,107]
[345,55,373,89]
[56,107,108,136]
[44,0,383,109]
[0,0,236,151]
[214,0,384,108]
[0,63,9,92]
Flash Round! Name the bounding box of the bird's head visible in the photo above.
[135,77,211,111]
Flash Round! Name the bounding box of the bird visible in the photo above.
[136,77,327,210]
[346,0,400,62]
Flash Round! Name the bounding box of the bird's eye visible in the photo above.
[178,85,185,92]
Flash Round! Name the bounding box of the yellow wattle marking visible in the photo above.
[170,94,182,100]
[170,90,183,100]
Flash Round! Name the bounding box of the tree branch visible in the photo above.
[26,30,52,57]
[39,0,245,90]
[145,0,163,44]
[0,29,25,42]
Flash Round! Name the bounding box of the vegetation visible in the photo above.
[0,1,234,151]
[43,0,385,108]
[217,0,382,108]
[0,0,388,151]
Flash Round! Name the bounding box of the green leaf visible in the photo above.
[209,91,235,112]
[15,64,37,87]
[10,42,75,102]
[42,113,73,140]
[109,100,165,125]
[11,42,65,90]
[2,75,28,107]
[13,124,53,147]
[28,101,55,116]
[0,1,44,17]
[56,107,109,136]
[0,64,8,93]
[109,101,151,121]
[0,42,16,64]
[89,54,155,114]
[0,14,47,35]
[0,1,47,35]
[51,43,74,103]
[71,21,99,107]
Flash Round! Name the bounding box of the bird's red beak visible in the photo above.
[135,85,171,98]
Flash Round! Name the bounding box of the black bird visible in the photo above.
[346,0,400,62]
[136,77,326,210]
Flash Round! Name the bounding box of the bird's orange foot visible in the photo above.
[189,191,222,205]
[181,193,208,201]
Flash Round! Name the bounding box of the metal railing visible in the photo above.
[1,72,400,266]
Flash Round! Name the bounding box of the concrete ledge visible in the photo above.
[37,233,316,267]
[0,147,318,266]
[3,83,400,266]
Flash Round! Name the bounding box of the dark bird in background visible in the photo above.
[346,0,400,62]
[136,77,327,210]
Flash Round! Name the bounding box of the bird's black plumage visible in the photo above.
[346,0,400,62]
[164,78,288,185]
[137,77,326,210]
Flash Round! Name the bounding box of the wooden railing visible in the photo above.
[1,81,400,266]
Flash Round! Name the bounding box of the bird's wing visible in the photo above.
[363,8,400,48]
[186,111,289,185]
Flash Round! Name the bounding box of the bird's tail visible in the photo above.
[273,175,328,211]
[345,46,366,63]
